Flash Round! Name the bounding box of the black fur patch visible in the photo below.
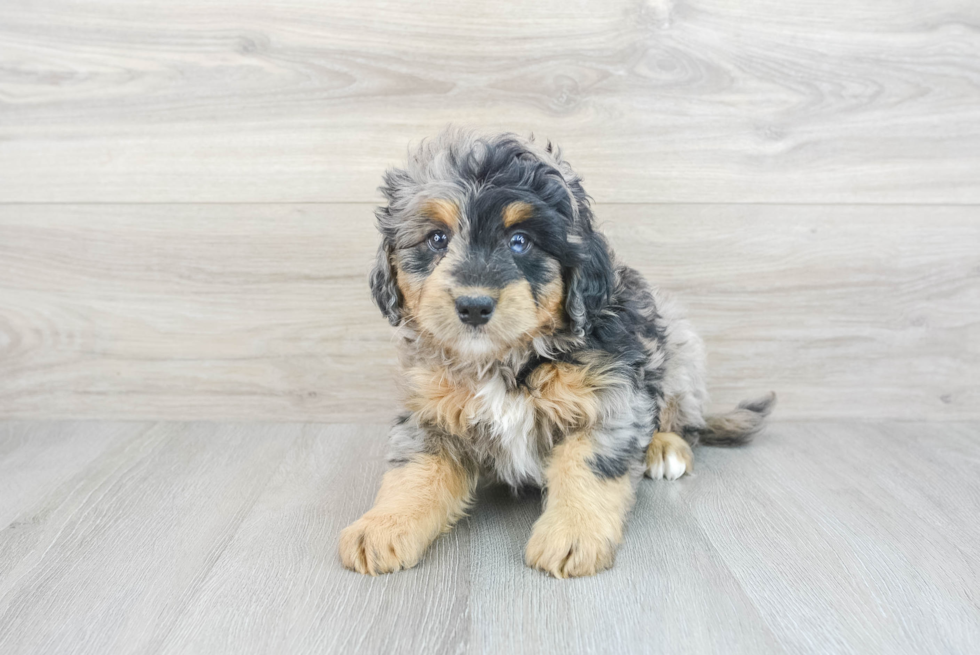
[401,245,438,277]
[514,351,580,389]
[588,453,631,479]
[450,244,522,288]
[588,434,644,480]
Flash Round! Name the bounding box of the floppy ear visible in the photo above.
[369,238,402,326]
[565,227,614,337]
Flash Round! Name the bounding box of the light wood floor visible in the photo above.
[1,420,978,655]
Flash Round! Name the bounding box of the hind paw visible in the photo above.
[645,432,693,480]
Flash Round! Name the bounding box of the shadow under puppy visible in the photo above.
[340,130,775,578]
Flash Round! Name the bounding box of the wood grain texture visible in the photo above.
[0,421,147,529]
[2,420,979,654]
[687,422,980,653]
[0,422,299,655]
[157,425,471,655]
[1,203,977,421]
[1,0,978,203]
[465,480,783,655]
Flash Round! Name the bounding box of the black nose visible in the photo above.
[455,295,495,326]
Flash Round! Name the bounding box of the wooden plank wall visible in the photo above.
[1,0,978,420]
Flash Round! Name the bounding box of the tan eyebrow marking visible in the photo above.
[420,199,460,231]
[502,202,534,228]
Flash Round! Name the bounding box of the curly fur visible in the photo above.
[343,129,775,577]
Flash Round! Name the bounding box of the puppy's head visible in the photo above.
[371,130,612,358]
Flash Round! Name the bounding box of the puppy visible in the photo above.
[339,130,775,578]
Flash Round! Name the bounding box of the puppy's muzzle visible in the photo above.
[455,295,495,326]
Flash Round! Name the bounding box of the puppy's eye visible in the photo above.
[509,232,531,254]
[426,230,449,252]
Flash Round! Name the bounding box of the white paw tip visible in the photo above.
[646,452,689,480]
[664,453,687,480]
[646,459,665,479]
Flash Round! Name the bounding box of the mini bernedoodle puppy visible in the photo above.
[340,130,775,578]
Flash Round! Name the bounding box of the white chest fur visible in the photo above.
[469,373,544,487]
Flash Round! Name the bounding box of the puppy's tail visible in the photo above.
[691,392,776,446]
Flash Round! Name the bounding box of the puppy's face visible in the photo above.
[371,132,613,355]
[390,193,564,357]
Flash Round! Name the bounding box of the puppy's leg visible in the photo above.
[645,431,693,480]
[525,436,635,578]
[339,452,475,575]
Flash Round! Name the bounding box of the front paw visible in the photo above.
[525,517,618,578]
[339,512,432,575]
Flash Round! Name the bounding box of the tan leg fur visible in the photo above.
[525,437,634,578]
[339,453,475,575]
